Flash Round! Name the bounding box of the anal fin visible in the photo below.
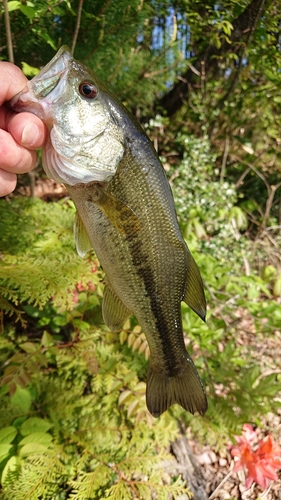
[183,251,206,321]
[103,282,132,331]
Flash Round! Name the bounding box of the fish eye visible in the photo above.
[79,81,98,99]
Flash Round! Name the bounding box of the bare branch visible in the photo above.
[3,0,14,63]
[71,0,84,56]
[220,137,229,183]
[261,182,281,231]
[230,154,270,192]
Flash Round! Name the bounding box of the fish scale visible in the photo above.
[10,46,208,417]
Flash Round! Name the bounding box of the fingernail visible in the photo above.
[21,122,40,146]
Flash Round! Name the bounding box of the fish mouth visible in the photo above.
[9,45,72,121]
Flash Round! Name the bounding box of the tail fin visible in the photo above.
[146,359,207,417]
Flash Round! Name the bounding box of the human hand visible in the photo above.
[0,62,48,197]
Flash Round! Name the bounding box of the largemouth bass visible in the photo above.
[10,47,208,417]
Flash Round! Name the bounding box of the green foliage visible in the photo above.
[0,326,190,499]
[0,197,99,322]
[165,134,249,265]
[1,0,281,496]
[0,176,280,496]
[0,197,194,499]
[178,251,281,446]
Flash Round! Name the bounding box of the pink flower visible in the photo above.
[230,425,281,490]
[234,423,256,445]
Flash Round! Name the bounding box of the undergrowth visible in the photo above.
[0,135,280,498]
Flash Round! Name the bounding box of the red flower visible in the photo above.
[230,425,281,490]
[233,423,256,446]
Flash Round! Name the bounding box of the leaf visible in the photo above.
[110,380,123,391]
[19,443,48,457]
[261,265,277,281]
[7,1,21,12]
[0,444,14,464]
[0,427,17,444]
[3,365,18,376]
[10,386,31,412]
[222,20,233,36]
[12,416,27,428]
[127,332,136,348]
[41,331,54,347]
[20,417,53,436]
[73,319,90,330]
[248,365,260,386]
[273,275,281,297]
[1,455,21,487]
[132,336,142,351]
[8,353,24,364]
[19,4,36,21]
[21,61,40,77]
[134,382,146,393]
[118,390,133,405]
[212,35,221,49]
[35,30,57,50]
[120,330,127,344]
[193,218,207,238]
[19,432,52,447]
[52,314,68,326]
[242,143,254,154]
[20,342,38,354]
[127,399,139,418]
[247,285,260,300]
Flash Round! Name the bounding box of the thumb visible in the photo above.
[7,111,48,149]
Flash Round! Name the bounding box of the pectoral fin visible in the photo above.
[183,251,206,321]
[103,282,132,331]
[89,185,141,235]
[74,212,92,258]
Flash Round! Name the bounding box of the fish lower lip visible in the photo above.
[9,85,39,113]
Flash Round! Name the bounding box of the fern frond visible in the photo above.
[3,446,65,500]
[104,464,191,500]
[69,466,114,499]
[0,294,26,326]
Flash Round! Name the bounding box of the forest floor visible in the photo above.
[178,412,281,500]
[170,309,281,500]
[177,414,281,500]
[17,176,281,500]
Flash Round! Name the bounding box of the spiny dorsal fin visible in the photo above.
[103,282,132,331]
[74,212,92,258]
[183,250,206,321]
